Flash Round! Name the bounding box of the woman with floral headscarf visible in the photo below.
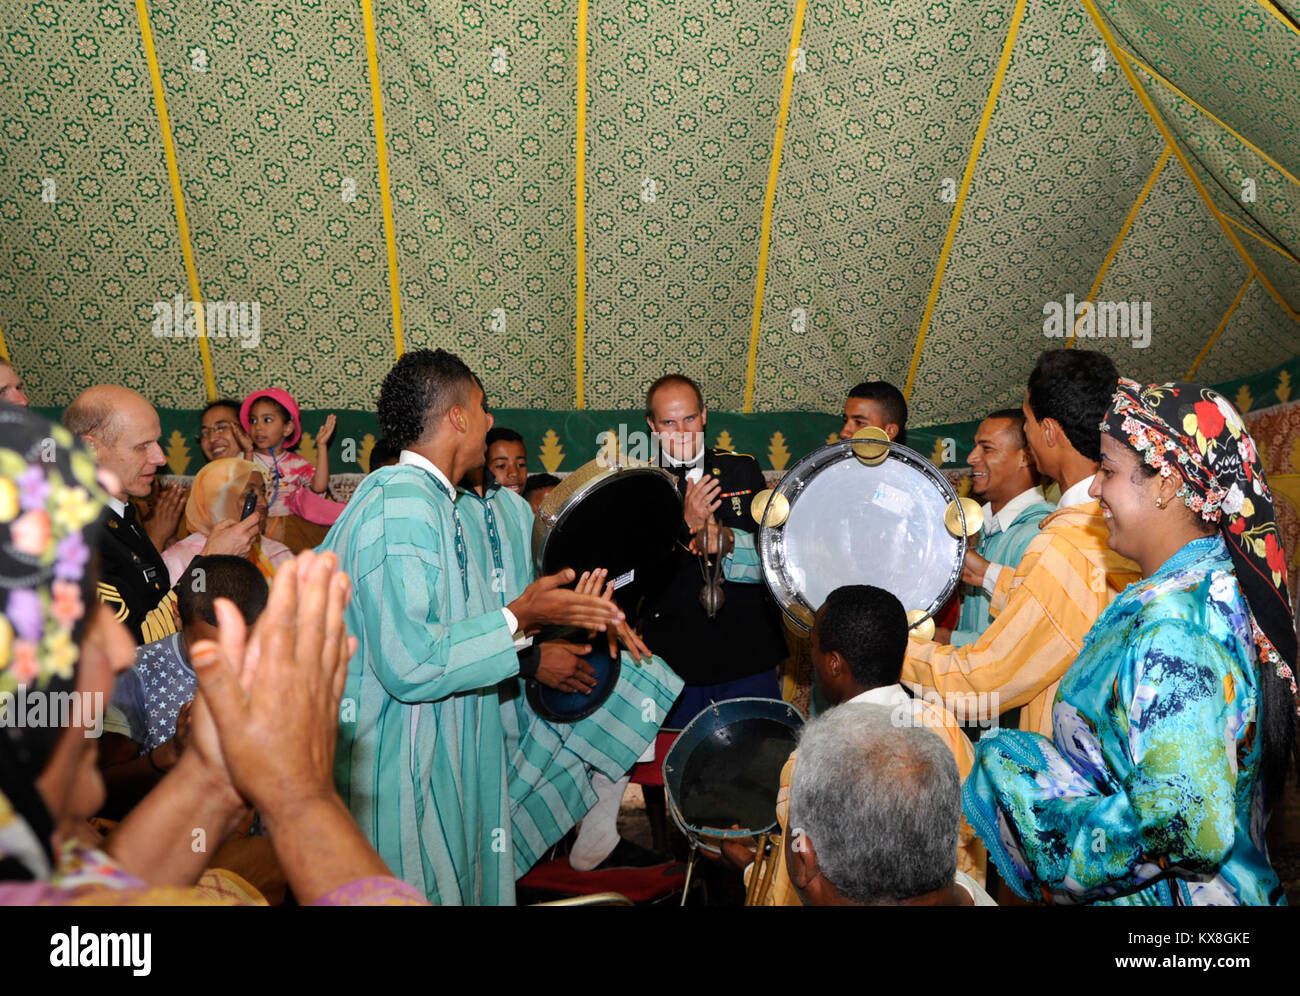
[0,405,423,905]
[161,458,292,585]
[964,380,1297,905]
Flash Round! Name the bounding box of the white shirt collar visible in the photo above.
[107,496,127,518]
[1057,474,1096,510]
[982,485,1047,536]
[399,449,456,500]
[846,683,913,708]
[662,447,705,484]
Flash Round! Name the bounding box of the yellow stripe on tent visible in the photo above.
[1188,272,1255,379]
[903,0,1030,401]
[1080,0,1299,324]
[1068,143,1171,346]
[1220,213,1300,267]
[1257,0,1300,42]
[134,0,216,401]
[743,0,809,413]
[361,0,405,360]
[575,0,589,409]
[0,319,10,363]
[1119,48,1300,192]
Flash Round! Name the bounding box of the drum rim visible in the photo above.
[662,696,805,841]
[757,439,968,633]
[531,458,681,574]
[524,650,623,723]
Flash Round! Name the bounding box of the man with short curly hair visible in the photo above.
[319,349,627,904]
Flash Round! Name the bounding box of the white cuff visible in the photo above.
[981,563,1003,596]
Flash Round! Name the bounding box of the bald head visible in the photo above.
[64,386,166,499]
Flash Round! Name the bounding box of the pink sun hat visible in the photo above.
[239,387,302,448]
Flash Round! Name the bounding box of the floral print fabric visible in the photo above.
[963,536,1284,906]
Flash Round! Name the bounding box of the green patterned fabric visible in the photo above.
[1,0,1296,428]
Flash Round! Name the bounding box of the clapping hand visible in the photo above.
[574,568,652,663]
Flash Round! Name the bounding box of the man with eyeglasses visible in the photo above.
[197,398,255,462]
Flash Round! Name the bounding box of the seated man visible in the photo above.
[99,555,270,815]
[785,704,994,906]
[721,585,982,902]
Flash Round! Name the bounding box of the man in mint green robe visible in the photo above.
[457,480,683,874]
[949,486,1054,647]
[950,410,1055,648]
[323,457,522,904]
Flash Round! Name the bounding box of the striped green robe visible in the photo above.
[457,484,683,875]
[320,464,520,905]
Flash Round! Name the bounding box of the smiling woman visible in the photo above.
[965,379,1299,906]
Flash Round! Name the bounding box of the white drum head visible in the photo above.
[759,441,965,632]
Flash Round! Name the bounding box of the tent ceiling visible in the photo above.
[0,0,1296,422]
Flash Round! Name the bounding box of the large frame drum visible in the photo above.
[531,455,682,589]
[756,439,969,634]
[527,455,682,722]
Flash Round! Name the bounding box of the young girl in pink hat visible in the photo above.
[239,387,342,551]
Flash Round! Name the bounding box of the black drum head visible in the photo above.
[537,468,681,587]
[526,643,621,723]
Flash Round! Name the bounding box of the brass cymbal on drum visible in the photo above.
[944,496,983,538]
[751,488,790,528]
[850,426,890,466]
[906,608,935,641]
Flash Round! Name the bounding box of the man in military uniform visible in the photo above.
[63,385,258,644]
[638,374,786,727]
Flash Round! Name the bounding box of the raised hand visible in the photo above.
[316,414,337,449]
[683,474,722,531]
[145,481,188,552]
[574,568,652,663]
[231,420,255,459]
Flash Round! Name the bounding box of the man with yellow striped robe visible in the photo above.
[901,349,1140,738]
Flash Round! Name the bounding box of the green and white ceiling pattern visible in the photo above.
[0,0,1296,425]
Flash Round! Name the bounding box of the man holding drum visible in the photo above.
[320,349,626,904]
[945,408,1054,649]
[901,349,1141,738]
[639,374,787,727]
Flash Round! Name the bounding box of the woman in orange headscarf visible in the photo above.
[161,458,292,585]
